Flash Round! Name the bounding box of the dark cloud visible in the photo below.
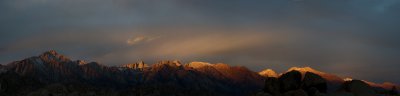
[1,0,400,84]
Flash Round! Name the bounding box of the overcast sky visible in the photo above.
[1,0,400,84]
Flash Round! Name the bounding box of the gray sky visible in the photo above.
[1,0,400,84]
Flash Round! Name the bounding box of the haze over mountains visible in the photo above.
[0,50,398,96]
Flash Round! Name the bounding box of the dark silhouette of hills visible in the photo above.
[258,68,399,96]
[0,50,398,96]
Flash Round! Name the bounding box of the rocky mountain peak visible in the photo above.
[172,60,182,66]
[1,50,398,96]
[39,50,71,62]
[259,69,278,78]
[138,61,145,65]
[287,67,344,84]
[187,61,213,68]
[45,50,58,55]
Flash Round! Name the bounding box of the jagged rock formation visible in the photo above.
[1,50,399,96]
[5,50,82,83]
[154,60,182,67]
[120,61,149,70]
[259,69,278,78]
[0,51,264,96]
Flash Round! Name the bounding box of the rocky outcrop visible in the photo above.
[262,70,328,96]
[154,60,182,67]
[258,69,397,96]
[287,67,344,93]
[263,77,280,95]
[288,67,344,84]
[303,72,327,94]
[121,61,149,70]
[279,70,303,93]
[39,50,71,63]
[339,80,376,96]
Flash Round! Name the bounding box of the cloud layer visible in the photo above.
[1,0,400,84]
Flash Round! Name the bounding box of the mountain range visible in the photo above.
[0,50,398,96]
